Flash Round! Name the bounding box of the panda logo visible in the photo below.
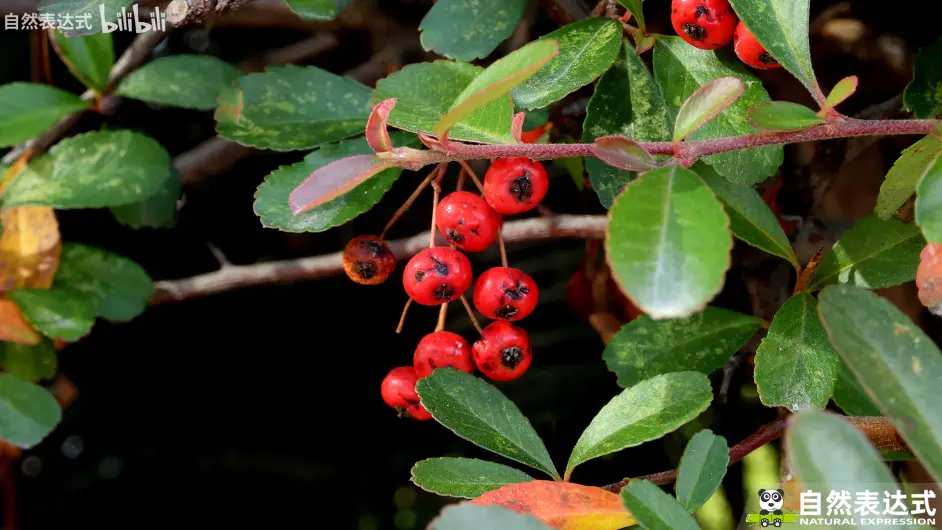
[759,489,785,515]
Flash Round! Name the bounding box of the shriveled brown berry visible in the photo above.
[342,235,395,285]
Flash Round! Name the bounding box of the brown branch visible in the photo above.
[151,215,606,304]
[166,0,257,26]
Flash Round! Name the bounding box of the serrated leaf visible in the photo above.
[832,360,880,416]
[2,130,171,209]
[419,0,525,62]
[411,458,534,499]
[606,165,731,319]
[621,480,700,530]
[51,31,114,92]
[747,101,824,131]
[430,504,552,530]
[819,284,942,483]
[7,288,95,342]
[472,481,635,530]
[0,339,57,383]
[592,137,656,171]
[215,65,372,151]
[696,162,798,267]
[255,134,416,232]
[0,83,89,147]
[676,430,730,512]
[603,307,761,388]
[511,18,622,110]
[0,373,61,448]
[915,155,942,243]
[653,36,783,185]
[284,0,349,21]
[415,369,558,479]
[823,76,858,110]
[374,61,515,144]
[435,39,558,140]
[808,214,925,291]
[566,372,713,477]
[727,0,823,104]
[583,40,672,207]
[673,77,744,142]
[618,0,646,31]
[904,37,942,119]
[754,292,837,411]
[117,55,243,111]
[110,168,181,229]
[39,0,134,37]
[54,243,153,323]
[877,136,942,219]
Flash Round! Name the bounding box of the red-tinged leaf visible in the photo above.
[418,131,445,151]
[592,136,656,171]
[673,76,744,142]
[0,299,41,346]
[366,98,396,154]
[512,112,526,144]
[288,154,394,215]
[634,33,655,55]
[471,481,635,530]
[932,122,942,142]
[822,75,858,111]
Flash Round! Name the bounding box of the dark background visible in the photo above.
[1,0,940,528]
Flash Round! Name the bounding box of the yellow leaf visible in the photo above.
[472,481,635,530]
[0,206,61,291]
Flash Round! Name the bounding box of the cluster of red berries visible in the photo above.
[341,157,551,420]
[671,0,781,70]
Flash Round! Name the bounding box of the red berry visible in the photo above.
[435,191,503,252]
[733,21,781,69]
[381,366,432,420]
[472,321,532,382]
[342,235,396,285]
[413,331,474,378]
[473,267,539,321]
[483,158,549,215]
[402,247,472,306]
[520,127,544,144]
[671,0,737,50]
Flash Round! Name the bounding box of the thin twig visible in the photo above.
[460,295,483,334]
[381,166,438,239]
[436,303,448,332]
[396,299,413,334]
[456,160,485,193]
[498,228,509,268]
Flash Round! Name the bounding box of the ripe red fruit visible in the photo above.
[472,321,532,381]
[342,235,395,285]
[917,243,942,316]
[671,0,737,50]
[733,21,781,69]
[483,158,549,215]
[380,366,432,420]
[413,331,474,378]
[435,191,502,252]
[402,247,472,306]
[473,267,539,321]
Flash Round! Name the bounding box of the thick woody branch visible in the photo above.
[151,215,606,304]
[166,0,256,26]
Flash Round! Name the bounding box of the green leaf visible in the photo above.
[52,31,114,92]
[39,0,135,37]
[754,292,837,411]
[653,36,784,185]
[511,18,622,110]
[831,360,881,416]
[675,430,730,513]
[435,39,559,140]
[419,0,525,62]
[786,409,902,515]
[110,168,181,229]
[583,40,672,207]
[904,37,942,118]
[819,284,942,483]
[606,165,731,319]
[915,155,942,243]
[823,75,858,110]
[673,77,744,142]
[411,458,534,499]
[2,130,171,209]
[0,340,57,383]
[617,0,646,31]
[117,55,243,111]
[603,307,761,388]
[620,480,700,530]
[215,65,372,151]
[429,504,552,530]
[0,374,61,448]
[374,61,514,144]
[592,137,656,172]
[415,369,558,480]
[255,134,416,232]
[727,0,823,104]
[696,162,798,267]
[54,243,153,323]
[7,288,96,342]
[876,136,942,219]
[566,372,713,477]
[747,101,824,131]
[284,0,349,21]
[807,214,925,291]
[0,83,89,147]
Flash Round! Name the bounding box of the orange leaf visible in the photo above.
[471,481,635,530]
[0,206,61,291]
[0,299,40,345]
